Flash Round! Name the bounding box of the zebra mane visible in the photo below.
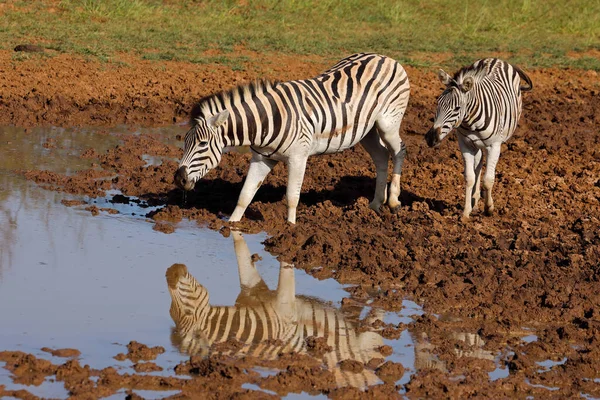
[452,58,502,86]
[190,79,279,123]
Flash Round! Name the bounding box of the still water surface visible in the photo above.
[0,126,434,398]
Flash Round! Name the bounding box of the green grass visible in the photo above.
[1,0,599,69]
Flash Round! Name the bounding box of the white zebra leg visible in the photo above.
[375,117,406,210]
[482,144,502,216]
[472,148,484,210]
[232,231,263,288]
[229,153,278,222]
[275,261,297,324]
[359,129,388,212]
[285,156,309,224]
[458,135,477,220]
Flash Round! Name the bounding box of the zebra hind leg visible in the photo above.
[482,144,502,216]
[375,118,406,211]
[359,129,389,212]
[285,155,309,224]
[472,149,484,211]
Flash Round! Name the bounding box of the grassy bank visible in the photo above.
[1,0,599,69]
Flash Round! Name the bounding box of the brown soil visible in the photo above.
[2,49,600,398]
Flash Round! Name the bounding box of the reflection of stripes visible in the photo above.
[166,263,384,389]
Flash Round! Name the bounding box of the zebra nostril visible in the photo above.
[174,166,189,188]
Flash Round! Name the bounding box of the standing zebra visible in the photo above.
[174,53,410,223]
[166,231,386,389]
[425,58,532,220]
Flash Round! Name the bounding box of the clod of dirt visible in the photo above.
[86,205,100,216]
[260,365,337,396]
[41,347,81,358]
[153,221,175,234]
[180,356,243,378]
[366,357,385,370]
[133,362,163,373]
[114,341,165,363]
[339,359,364,373]
[305,336,333,357]
[0,351,57,386]
[375,361,405,383]
[378,345,393,357]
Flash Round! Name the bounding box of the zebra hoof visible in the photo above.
[484,206,494,216]
[460,214,470,223]
[389,204,402,213]
[368,202,382,213]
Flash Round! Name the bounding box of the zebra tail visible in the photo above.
[515,65,533,92]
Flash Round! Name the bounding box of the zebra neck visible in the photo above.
[463,91,481,125]
[222,122,252,147]
[220,107,269,149]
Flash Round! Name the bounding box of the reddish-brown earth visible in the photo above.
[2,49,600,398]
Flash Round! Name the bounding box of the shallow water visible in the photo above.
[0,126,442,397]
[0,126,524,398]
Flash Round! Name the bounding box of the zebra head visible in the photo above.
[425,69,474,148]
[174,110,230,191]
[166,263,212,355]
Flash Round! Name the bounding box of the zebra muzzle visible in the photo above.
[174,166,195,191]
[425,127,442,148]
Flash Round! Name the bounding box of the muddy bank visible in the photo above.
[6,49,600,398]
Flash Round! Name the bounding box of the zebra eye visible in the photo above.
[454,106,461,111]
[199,141,208,147]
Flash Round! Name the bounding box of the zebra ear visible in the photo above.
[208,110,229,128]
[438,69,454,86]
[460,77,474,93]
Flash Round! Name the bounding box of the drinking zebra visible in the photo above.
[174,53,410,223]
[166,231,386,389]
[425,58,532,220]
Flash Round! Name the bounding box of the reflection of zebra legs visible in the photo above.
[167,231,386,389]
[232,230,297,324]
[412,330,495,372]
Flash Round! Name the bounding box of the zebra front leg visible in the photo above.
[275,260,297,324]
[230,153,278,222]
[482,144,502,216]
[232,230,263,289]
[360,129,388,212]
[458,136,478,220]
[285,156,309,224]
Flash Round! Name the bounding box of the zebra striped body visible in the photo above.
[166,231,385,389]
[425,58,532,219]
[175,53,410,223]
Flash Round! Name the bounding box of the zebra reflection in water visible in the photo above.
[166,231,386,389]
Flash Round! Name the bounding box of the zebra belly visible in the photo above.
[310,122,374,155]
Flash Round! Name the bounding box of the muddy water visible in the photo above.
[0,127,445,398]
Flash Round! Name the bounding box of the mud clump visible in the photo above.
[132,362,163,373]
[114,341,165,363]
[305,336,333,357]
[376,361,405,383]
[41,347,81,358]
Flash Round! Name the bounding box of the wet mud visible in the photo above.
[2,49,600,398]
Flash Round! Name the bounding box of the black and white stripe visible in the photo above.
[425,58,532,219]
[175,53,410,223]
[166,233,385,389]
